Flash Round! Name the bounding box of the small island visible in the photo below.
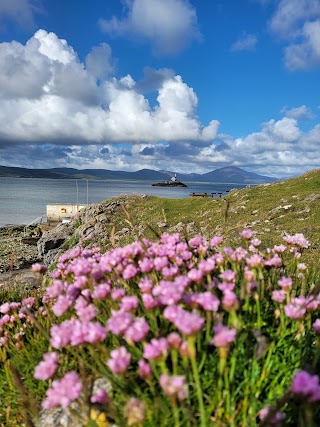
[152,174,188,187]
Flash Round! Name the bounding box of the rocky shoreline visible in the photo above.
[0,198,127,280]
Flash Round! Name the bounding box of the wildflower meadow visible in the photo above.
[1,230,320,426]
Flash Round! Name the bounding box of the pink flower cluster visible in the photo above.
[291,370,320,402]
[42,371,82,408]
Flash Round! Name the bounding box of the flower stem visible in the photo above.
[188,337,207,427]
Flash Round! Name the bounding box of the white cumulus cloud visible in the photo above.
[269,0,320,70]
[99,0,201,56]
[0,29,218,146]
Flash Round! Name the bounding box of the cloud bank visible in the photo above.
[0,29,319,179]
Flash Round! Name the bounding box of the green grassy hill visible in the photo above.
[73,168,319,266]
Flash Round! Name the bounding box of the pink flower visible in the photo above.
[52,295,73,317]
[211,324,236,348]
[91,388,110,405]
[42,371,82,408]
[219,270,236,282]
[167,332,182,350]
[246,254,263,268]
[284,303,306,320]
[122,264,139,280]
[210,236,223,247]
[106,310,133,335]
[107,346,131,374]
[272,290,286,303]
[32,263,47,274]
[142,294,158,310]
[278,277,292,290]
[111,288,126,301]
[283,233,309,249]
[92,283,111,299]
[124,318,150,343]
[240,229,253,240]
[138,277,153,293]
[124,397,145,426]
[313,319,320,334]
[251,238,261,247]
[143,338,168,360]
[291,370,320,402]
[259,405,285,425]
[34,352,59,380]
[76,303,97,322]
[273,244,287,253]
[159,374,188,401]
[0,303,10,314]
[138,359,152,380]
[120,296,139,312]
[222,291,239,310]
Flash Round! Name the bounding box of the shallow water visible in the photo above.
[0,177,245,227]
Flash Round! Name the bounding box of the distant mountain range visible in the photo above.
[0,165,276,184]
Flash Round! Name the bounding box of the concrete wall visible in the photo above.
[46,204,86,223]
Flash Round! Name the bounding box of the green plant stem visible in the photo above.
[172,398,181,427]
[188,337,207,427]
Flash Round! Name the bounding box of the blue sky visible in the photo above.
[0,0,319,178]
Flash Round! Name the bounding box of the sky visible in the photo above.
[0,0,319,178]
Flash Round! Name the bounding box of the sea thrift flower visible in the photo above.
[0,303,10,314]
[76,303,97,322]
[284,303,306,320]
[143,338,168,360]
[240,229,253,239]
[251,238,261,247]
[92,283,111,299]
[32,263,47,274]
[111,288,126,301]
[91,388,110,405]
[107,346,131,374]
[272,290,286,303]
[139,277,153,293]
[211,324,236,348]
[106,311,133,335]
[52,295,73,317]
[167,332,182,350]
[138,359,152,380]
[22,297,35,308]
[120,296,139,312]
[222,291,239,310]
[124,318,150,343]
[34,352,59,380]
[313,319,320,334]
[278,277,292,291]
[122,264,139,280]
[124,398,145,426]
[210,235,223,247]
[246,254,263,268]
[259,405,285,425]
[264,254,282,268]
[283,233,309,249]
[291,370,320,402]
[159,374,188,401]
[142,294,158,310]
[42,372,82,408]
[219,270,236,282]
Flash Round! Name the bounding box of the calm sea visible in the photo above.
[0,177,245,227]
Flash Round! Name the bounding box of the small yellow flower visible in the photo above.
[90,409,108,427]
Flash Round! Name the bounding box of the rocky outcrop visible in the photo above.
[37,222,74,259]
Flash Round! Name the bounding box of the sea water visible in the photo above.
[0,177,245,227]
